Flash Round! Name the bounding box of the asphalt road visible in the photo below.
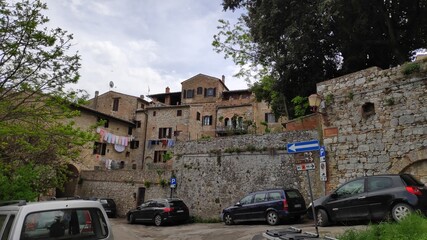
[110,217,368,240]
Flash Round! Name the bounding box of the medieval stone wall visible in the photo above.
[77,131,325,218]
[317,61,427,189]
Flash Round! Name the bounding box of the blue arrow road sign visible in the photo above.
[287,140,320,153]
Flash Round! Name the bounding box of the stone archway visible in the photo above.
[56,164,79,198]
[388,148,427,184]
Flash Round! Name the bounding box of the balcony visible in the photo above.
[215,126,248,136]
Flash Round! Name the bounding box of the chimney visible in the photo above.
[221,75,225,84]
[93,91,99,110]
[166,87,170,93]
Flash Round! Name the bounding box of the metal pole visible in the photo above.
[306,170,319,236]
[170,187,173,198]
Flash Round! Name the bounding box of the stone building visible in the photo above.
[144,74,286,168]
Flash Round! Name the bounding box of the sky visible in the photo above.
[42,0,248,99]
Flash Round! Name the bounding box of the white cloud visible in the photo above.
[43,0,248,99]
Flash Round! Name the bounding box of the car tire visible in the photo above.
[266,211,279,225]
[316,209,329,227]
[128,213,135,224]
[391,203,413,222]
[223,213,234,225]
[154,214,163,226]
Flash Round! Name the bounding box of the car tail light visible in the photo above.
[163,207,174,213]
[406,186,422,196]
[81,211,93,233]
[283,199,289,211]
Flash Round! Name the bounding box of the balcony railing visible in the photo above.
[215,126,248,136]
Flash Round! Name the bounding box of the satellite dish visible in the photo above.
[109,81,114,88]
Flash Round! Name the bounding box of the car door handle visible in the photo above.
[357,196,366,199]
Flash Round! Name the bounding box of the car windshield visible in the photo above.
[401,174,425,186]
[21,208,109,240]
[170,201,185,207]
[286,190,302,199]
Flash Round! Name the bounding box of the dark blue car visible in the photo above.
[221,188,307,225]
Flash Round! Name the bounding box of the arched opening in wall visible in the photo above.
[362,102,375,119]
[56,164,79,198]
[400,159,427,184]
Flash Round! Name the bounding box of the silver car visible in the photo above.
[0,199,114,240]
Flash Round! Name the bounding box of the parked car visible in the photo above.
[0,199,114,240]
[86,197,117,218]
[308,173,427,226]
[221,188,307,226]
[126,198,190,226]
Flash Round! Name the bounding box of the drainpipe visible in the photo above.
[141,110,148,170]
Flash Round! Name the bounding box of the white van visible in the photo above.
[0,200,114,240]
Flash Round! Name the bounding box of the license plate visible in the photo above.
[294,204,301,208]
[177,210,184,213]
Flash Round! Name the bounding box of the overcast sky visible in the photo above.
[42,0,247,99]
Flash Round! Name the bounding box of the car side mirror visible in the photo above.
[235,202,242,207]
[330,193,338,199]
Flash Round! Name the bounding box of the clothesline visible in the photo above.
[96,127,134,146]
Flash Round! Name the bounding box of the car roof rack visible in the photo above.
[0,200,27,207]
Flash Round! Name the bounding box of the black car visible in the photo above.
[86,197,117,218]
[308,174,427,226]
[126,198,190,226]
[221,188,307,225]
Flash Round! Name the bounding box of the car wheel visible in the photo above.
[316,209,329,227]
[391,203,413,221]
[154,215,163,226]
[266,211,279,225]
[223,213,234,225]
[128,213,135,224]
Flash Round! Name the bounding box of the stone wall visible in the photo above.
[317,61,427,190]
[77,131,325,219]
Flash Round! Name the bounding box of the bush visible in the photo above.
[338,213,427,240]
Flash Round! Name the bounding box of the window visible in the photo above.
[130,140,139,149]
[203,116,212,126]
[184,89,194,98]
[97,117,109,128]
[336,179,365,198]
[177,110,182,116]
[368,177,393,192]
[154,151,167,163]
[159,128,172,138]
[135,121,141,128]
[197,87,203,95]
[268,192,282,201]
[264,113,277,123]
[112,98,119,111]
[196,112,201,121]
[93,142,106,155]
[205,88,216,97]
[153,111,156,117]
[362,102,375,119]
[22,208,108,240]
[240,194,253,205]
[254,193,267,203]
[128,127,133,135]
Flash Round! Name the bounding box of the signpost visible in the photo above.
[288,140,320,236]
[170,177,176,198]
[287,140,320,153]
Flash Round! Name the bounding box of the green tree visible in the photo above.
[215,0,427,118]
[0,0,93,200]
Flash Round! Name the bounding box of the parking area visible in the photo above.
[110,217,368,240]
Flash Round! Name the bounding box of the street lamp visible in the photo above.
[308,94,322,113]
